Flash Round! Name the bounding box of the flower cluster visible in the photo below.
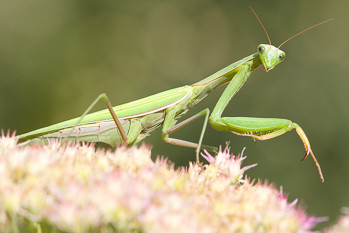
[0,135,325,233]
[324,208,349,233]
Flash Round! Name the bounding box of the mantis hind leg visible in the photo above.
[162,108,217,162]
[65,93,129,145]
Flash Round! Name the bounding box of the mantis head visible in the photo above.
[257,44,285,72]
[250,7,332,72]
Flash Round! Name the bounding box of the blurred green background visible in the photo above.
[0,0,347,228]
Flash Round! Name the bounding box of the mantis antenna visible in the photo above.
[278,18,334,48]
[249,6,333,48]
[249,6,271,45]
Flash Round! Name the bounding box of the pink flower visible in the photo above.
[0,136,327,233]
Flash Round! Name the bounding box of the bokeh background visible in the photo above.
[0,0,347,229]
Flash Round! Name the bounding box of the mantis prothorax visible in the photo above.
[17,9,333,182]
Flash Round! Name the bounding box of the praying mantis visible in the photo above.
[17,9,332,182]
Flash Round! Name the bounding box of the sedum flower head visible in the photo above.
[0,134,326,233]
[324,208,349,233]
[201,146,257,185]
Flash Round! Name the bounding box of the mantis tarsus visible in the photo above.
[17,9,332,182]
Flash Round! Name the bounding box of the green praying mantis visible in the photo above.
[17,9,333,182]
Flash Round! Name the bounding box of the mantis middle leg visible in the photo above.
[162,108,217,162]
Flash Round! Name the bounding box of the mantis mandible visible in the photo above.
[17,9,332,182]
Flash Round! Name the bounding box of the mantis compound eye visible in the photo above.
[258,45,265,54]
[278,53,285,60]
